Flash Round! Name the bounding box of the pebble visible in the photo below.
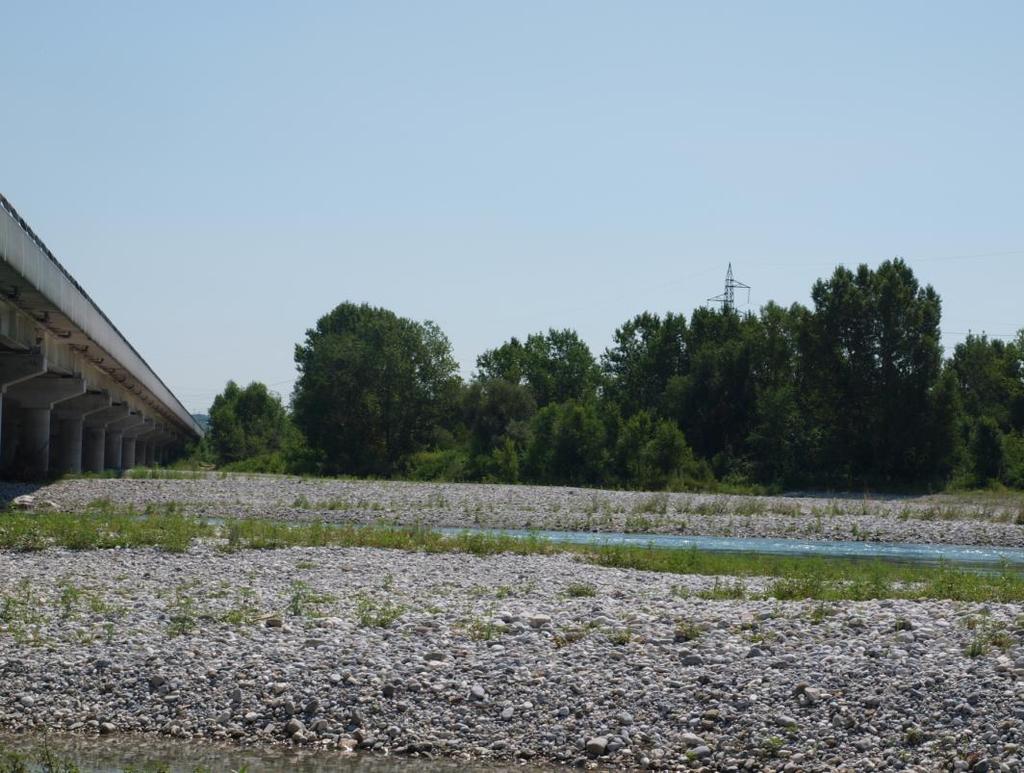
[585,736,608,757]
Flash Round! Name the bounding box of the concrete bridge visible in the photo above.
[0,194,202,477]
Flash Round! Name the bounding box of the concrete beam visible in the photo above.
[122,418,155,439]
[6,375,86,409]
[107,412,145,434]
[53,391,111,420]
[0,351,46,391]
[85,403,130,429]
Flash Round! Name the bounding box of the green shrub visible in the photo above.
[404,449,469,482]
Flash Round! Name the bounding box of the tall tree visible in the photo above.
[292,303,460,476]
[662,307,759,472]
[602,311,688,417]
[800,259,949,482]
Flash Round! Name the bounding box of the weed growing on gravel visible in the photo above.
[167,586,200,636]
[565,582,597,598]
[964,618,1014,657]
[761,736,786,757]
[553,627,590,648]
[965,637,987,658]
[633,494,669,515]
[221,587,262,626]
[465,611,505,641]
[808,602,838,624]
[674,621,702,642]
[56,580,85,620]
[353,594,406,628]
[987,628,1014,650]
[903,726,926,746]
[125,468,202,480]
[0,579,44,643]
[697,579,748,600]
[606,628,632,646]
[287,581,335,617]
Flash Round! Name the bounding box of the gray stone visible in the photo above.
[585,736,608,757]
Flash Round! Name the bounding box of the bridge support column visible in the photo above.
[83,403,129,472]
[121,419,154,471]
[0,400,19,470]
[21,407,52,478]
[0,352,47,475]
[57,418,84,474]
[83,427,106,473]
[105,430,123,471]
[104,413,144,471]
[121,436,137,469]
[4,375,85,478]
[52,391,110,474]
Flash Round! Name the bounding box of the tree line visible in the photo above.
[199,259,1024,491]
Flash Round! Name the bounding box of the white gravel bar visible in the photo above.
[0,542,1023,771]
[2,476,1024,547]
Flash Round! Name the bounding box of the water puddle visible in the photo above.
[0,733,531,772]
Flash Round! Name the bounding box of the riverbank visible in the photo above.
[1,543,1023,770]
[3,476,1024,547]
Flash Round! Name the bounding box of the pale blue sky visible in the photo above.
[4,2,1023,412]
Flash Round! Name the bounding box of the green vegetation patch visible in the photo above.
[0,503,210,553]
[2,508,1024,603]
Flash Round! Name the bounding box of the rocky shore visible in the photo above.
[1,542,1023,771]
[2,476,1023,547]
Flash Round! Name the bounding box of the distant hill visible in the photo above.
[191,413,210,431]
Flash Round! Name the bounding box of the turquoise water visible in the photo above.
[436,526,1024,569]
[206,516,1024,569]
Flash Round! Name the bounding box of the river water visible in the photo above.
[437,526,1024,569]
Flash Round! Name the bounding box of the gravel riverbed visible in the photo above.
[3,476,1024,547]
[1,543,1023,771]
